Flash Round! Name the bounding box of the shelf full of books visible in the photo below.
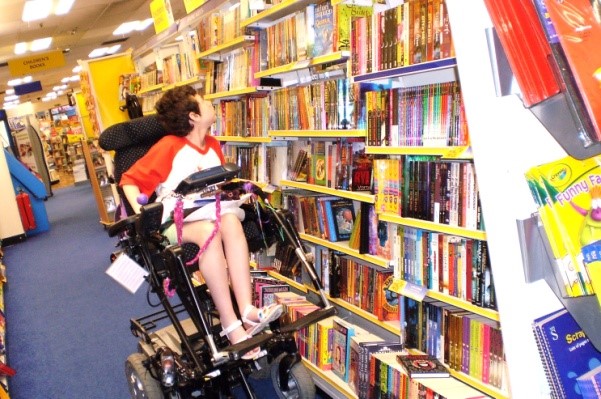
[128,0,515,396]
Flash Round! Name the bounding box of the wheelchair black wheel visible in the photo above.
[125,353,165,399]
[270,353,315,399]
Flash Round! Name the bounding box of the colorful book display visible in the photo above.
[532,308,601,399]
[525,154,601,300]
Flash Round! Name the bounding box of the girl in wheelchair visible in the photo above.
[119,85,283,358]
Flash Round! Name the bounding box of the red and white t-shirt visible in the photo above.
[120,134,225,222]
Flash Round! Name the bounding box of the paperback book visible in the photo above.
[396,354,450,378]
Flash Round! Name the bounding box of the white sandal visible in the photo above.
[220,320,259,360]
[242,304,284,336]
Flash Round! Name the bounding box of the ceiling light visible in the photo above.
[54,0,75,15]
[22,0,52,22]
[5,89,15,95]
[107,45,121,54]
[8,76,33,86]
[88,45,120,58]
[89,48,108,58]
[30,37,53,52]
[113,18,154,36]
[14,42,28,55]
[113,21,139,36]
[137,19,154,31]
[4,95,19,102]
[72,65,82,73]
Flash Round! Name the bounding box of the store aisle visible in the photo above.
[4,183,152,398]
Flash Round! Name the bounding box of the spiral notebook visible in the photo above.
[532,308,601,399]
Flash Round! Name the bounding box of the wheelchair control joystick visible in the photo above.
[137,193,149,205]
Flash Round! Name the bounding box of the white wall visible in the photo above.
[446,0,566,397]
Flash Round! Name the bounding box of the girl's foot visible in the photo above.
[220,320,260,360]
[241,304,284,336]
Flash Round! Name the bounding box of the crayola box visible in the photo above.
[525,154,601,300]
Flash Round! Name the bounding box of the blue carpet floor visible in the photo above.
[3,183,332,399]
[4,183,154,398]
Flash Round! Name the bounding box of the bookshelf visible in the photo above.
[82,139,117,226]
[122,0,552,397]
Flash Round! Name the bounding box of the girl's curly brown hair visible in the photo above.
[155,85,200,137]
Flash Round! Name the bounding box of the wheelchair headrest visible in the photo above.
[99,114,167,151]
[98,115,169,186]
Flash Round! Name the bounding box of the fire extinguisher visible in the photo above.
[16,188,36,231]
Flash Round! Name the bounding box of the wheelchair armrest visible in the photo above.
[174,163,240,196]
[136,202,165,237]
[108,214,138,237]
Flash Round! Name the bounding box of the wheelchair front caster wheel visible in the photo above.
[125,353,164,399]
[270,353,315,399]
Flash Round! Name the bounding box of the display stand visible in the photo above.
[517,215,601,351]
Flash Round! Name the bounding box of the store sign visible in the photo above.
[8,50,66,77]
[183,0,207,14]
[150,0,175,34]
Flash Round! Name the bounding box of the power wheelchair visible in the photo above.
[100,116,337,399]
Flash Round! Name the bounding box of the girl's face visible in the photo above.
[193,94,216,126]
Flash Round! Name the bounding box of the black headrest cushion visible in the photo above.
[98,114,167,151]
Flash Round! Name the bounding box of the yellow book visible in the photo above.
[317,316,335,370]
[526,154,601,298]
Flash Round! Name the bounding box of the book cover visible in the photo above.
[577,363,601,399]
[532,308,601,399]
[396,354,450,378]
[312,0,335,58]
[525,154,601,299]
[397,354,451,378]
[259,284,290,307]
[330,198,355,241]
[312,152,327,186]
[322,197,339,242]
[543,0,601,140]
[331,317,356,382]
[483,0,561,107]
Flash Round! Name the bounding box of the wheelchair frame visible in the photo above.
[108,164,337,398]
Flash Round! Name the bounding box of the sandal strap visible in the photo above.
[241,305,258,327]
[220,319,242,337]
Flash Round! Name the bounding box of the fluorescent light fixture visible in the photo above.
[4,95,19,102]
[113,21,138,36]
[72,65,82,73]
[30,37,53,52]
[14,42,28,55]
[88,44,121,58]
[22,0,52,22]
[5,89,15,95]
[113,18,154,36]
[7,76,32,86]
[54,0,75,15]
[70,75,80,81]
[137,18,154,31]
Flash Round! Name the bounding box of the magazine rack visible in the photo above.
[516,214,601,351]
